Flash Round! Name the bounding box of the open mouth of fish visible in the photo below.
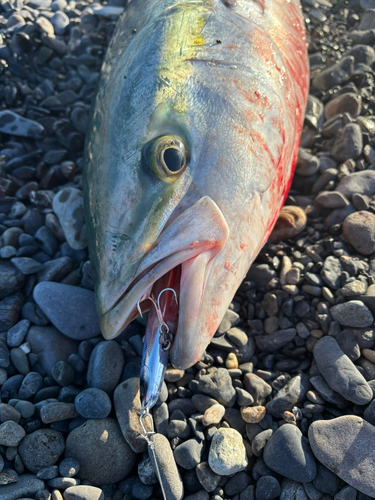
[100,196,229,368]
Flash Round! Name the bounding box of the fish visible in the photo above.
[83,0,309,402]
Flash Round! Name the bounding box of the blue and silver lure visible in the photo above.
[139,287,178,418]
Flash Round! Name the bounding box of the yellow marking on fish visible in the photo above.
[154,1,212,114]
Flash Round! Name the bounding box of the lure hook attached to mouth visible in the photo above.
[139,285,179,414]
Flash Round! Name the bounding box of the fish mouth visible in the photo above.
[100,196,229,369]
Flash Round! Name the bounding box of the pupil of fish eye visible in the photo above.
[163,147,184,172]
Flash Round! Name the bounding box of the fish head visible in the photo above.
[84,2,299,369]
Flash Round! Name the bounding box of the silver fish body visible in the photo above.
[84,0,309,370]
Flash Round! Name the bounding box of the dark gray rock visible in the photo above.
[196,461,220,492]
[0,420,25,446]
[52,360,75,386]
[313,463,340,495]
[0,111,44,139]
[74,388,111,419]
[87,341,124,393]
[0,261,27,300]
[40,402,78,423]
[255,329,296,352]
[26,326,79,376]
[247,264,276,288]
[33,282,100,340]
[309,415,375,497]
[18,371,43,399]
[19,429,65,472]
[263,424,317,483]
[37,257,73,283]
[336,170,375,199]
[36,466,59,480]
[364,399,375,425]
[197,368,236,407]
[312,56,354,91]
[65,418,136,486]
[11,257,43,274]
[314,336,372,405]
[243,374,272,405]
[174,438,204,469]
[148,433,184,500]
[266,374,310,417]
[7,319,30,347]
[321,256,343,290]
[224,471,252,496]
[1,474,45,500]
[255,476,280,500]
[0,294,24,332]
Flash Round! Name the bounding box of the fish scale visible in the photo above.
[84,0,308,372]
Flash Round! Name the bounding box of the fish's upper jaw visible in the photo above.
[98,196,229,367]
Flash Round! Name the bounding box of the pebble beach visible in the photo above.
[2,0,375,499]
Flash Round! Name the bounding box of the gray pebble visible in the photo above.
[34,283,100,340]
[19,429,65,473]
[343,211,375,255]
[313,336,372,405]
[255,476,280,500]
[41,402,78,424]
[148,433,184,500]
[197,368,236,407]
[309,415,375,497]
[0,474,45,500]
[255,328,296,352]
[10,347,30,375]
[0,261,27,300]
[18,371,43,400]
[52,360,75,386]
[336,170,375,199]
[65,418,136,486]
[312,56,354,91]
[252,429,273,457]
[330,300,373,328]
[174,438,203,469]
[63,485,104,500]
[114,378,150,453]
[321,256,343,290]
[196,461,220,492]
[53,189,87,250]
[11,257,43,275]
[264,424,317,483]
[74,388,111,419]
[7,320,30,347]
[0,420,25,446]
[266,374,310,417]
[37,466,59,480]
[243,373,272,405]
[87,341,124,393]
[0,111,44,139]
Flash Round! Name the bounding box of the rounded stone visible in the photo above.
[240,406,266,424]
[87,341,124,394]
[19,429,65,473]
[255,476,280,500]
[65,418,136,485]
[263,424,317,483]
[33,282,100,340]
[63,485,104,500]
[330,301,373,328]
[0,420,25,446]
[74,388,112,419]
[343,211,375,255]
[202,404,225,426]
[208,428,248,475]
[59,457,80,478]
[309,416,375,497]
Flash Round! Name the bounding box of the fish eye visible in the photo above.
[146,136,187,180]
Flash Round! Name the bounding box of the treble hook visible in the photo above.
[136,287,178,351]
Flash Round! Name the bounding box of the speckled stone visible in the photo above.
[208,428,248,475]
[19,429,65,473]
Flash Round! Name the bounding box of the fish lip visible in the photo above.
[99,196,230,342]
[100,247,210,340]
